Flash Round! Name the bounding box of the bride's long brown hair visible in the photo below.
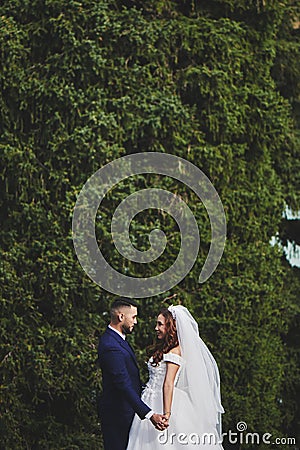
[148,308,179,366]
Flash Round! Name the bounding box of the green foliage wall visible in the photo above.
[0,0,299,448]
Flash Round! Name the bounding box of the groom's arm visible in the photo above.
[101,347,151,419]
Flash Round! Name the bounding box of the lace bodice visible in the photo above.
[142,352,184,400]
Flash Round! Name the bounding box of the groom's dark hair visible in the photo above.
[110,297,139,318]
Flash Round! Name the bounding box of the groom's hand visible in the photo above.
[150,413,169,430]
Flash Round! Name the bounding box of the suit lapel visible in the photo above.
[120,339,137,360]
[106,327,138,368]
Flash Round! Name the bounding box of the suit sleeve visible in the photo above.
[101,347,151,419]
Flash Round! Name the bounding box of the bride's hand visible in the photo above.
[150,413,169,430]
[163,412,171,421]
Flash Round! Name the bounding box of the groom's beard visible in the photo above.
[122,324,134,335]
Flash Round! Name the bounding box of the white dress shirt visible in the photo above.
[108,324,126,340]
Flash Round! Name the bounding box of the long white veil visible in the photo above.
[168,305,224,443]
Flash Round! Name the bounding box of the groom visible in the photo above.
[97,297,168,450]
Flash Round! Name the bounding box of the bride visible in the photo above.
[127,305,224,449]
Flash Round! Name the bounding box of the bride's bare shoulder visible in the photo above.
[170,345,181,356]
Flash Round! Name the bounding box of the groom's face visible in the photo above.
[121,305,138,335]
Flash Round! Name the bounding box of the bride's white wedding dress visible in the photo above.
[127,352,223,449]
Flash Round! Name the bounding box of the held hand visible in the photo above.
[150,413,169,430]
[162,412,171,422]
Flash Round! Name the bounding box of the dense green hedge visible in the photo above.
[1,1,299,448]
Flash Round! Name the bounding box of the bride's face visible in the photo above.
[155,314,167,340]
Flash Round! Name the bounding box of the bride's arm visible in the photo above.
[162,361,180,420]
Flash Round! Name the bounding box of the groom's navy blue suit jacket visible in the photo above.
[97,327,151,449]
